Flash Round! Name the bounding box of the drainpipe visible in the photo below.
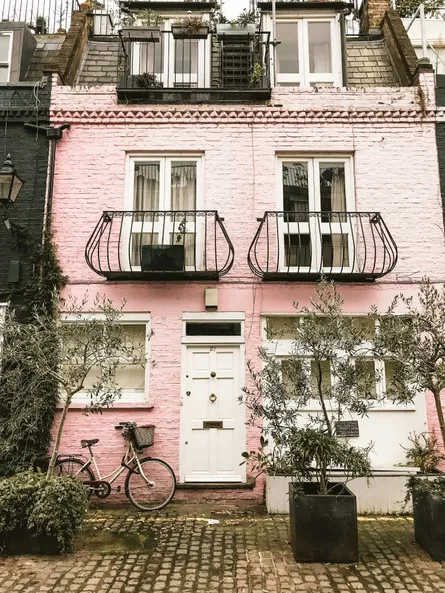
[23,123,70,237]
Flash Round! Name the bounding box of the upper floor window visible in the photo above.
[278,156,353,272]
[275,18,341,87]
[125,155,203,270]
[0,32,12,83]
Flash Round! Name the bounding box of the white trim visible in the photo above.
[0,302,6,352]
[182,312,245,321]
[182,312,245,345]
[0,32,13,83]
[63,312,151,405]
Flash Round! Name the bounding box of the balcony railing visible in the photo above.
[248,212,398,282]
[85,210,234,281]
[117,30,271,102]
[1,0,81,34]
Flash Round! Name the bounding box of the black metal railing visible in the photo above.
[1,0,82,34]
[85,210,234,280]
[248,211,398,281]
[117,30,271,93]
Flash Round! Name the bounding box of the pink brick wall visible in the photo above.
[50,76,445,502]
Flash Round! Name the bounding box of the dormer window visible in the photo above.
[275,17,342,87]
[0,32,12,83]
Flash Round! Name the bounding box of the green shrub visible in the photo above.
[0,471,88,554]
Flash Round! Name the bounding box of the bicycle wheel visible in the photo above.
[125,457,176,511]
[54,458,95,492]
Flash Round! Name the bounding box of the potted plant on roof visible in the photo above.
[121,9,163,43]
[216,9,256,39]
[172,14,209,40]
[241,280,416,563]
[378,280,445,560]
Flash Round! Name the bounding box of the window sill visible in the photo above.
[301,405,416,413]
[57,403,154,410]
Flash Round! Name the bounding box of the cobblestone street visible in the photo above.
[1,506,445,593]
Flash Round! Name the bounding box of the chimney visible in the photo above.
[360,0,392,34]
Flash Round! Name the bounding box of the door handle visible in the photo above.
[211,372,216,378]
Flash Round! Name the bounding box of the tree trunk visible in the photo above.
[432,388,445,453]
[46,394,71,477]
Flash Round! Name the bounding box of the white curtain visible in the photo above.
[171,163,196,211]
[330,169,347,267]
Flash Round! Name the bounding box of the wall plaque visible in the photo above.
[336,420,359,438]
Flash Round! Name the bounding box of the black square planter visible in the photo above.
[289,482,358,563]
[2,528,61,555]
[141,244,185,272]
[413,489,445,561]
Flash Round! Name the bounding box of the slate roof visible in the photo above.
[74,38,400,88]
[346,39,399,87]
[25,34,65,82]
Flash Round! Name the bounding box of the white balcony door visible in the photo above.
[124,156,204,271]
[181,345,246,483]
[277,157,354,274]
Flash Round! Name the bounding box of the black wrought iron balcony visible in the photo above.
[85,211,234,281]
[117,30,271,103]
[1,0,81,34]
[248,212,398,282]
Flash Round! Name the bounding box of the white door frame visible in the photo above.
[179,312,246,483]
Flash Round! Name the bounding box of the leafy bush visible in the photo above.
[403,432,445,474]
[0,471,88,554]
[406,476,445,502]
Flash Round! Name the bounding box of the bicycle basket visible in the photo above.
[132,425,155,449]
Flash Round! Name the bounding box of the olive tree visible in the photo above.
[0,293,147,477]
[376,280,445,451]
[242,281,415,494]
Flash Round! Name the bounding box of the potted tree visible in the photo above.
[121,9,163,42]
[171,15,209,40]
[216,9,256,39]
[379,280,445,560]
[242,281,415,563]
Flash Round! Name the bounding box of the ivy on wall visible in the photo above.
[0,236,66,477]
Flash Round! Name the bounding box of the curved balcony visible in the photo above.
[85,210,234,281]
[248,211,398,282]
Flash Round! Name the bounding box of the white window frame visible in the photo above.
[271,14,342,88]
[277,155,355,274]
[132,19,210,88]
[124,153,205,272]
[62,312,151,405]
[0,32,13,83]
[261,314,416,411]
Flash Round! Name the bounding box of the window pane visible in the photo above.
[170,232,195,267]
[134,163,160,211]
[283,162,309,220]
[355,359,377,399]
[282,358,305,398]
[131,233,158,267]
[186,323,241,336]
[310,360,331,398]
[115,325,146,391]
[266,316,298,339]
[276,23,299,74]
[351,317,375,340]
[308,22,332,73]
[0,35,10,62]
[385,359,402,389]
[319,163,346,214]
[322,234,349,268]
[0,66,8,83]
[285,234,311,268]
[137,41,163,75]
[171,162,196,210]
[175,39,198,74]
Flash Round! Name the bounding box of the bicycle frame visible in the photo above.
[69,438,154,488]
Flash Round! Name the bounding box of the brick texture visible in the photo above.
[49,72,443,500]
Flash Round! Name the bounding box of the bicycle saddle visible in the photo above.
[81,439,99,448]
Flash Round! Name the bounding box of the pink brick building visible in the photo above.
[49,0,444,501]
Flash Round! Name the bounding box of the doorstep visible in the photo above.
[177,478,256,490]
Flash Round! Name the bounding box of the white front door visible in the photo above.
[181,345,246,483]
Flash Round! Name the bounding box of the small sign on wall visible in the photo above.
[336,420,360,438]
